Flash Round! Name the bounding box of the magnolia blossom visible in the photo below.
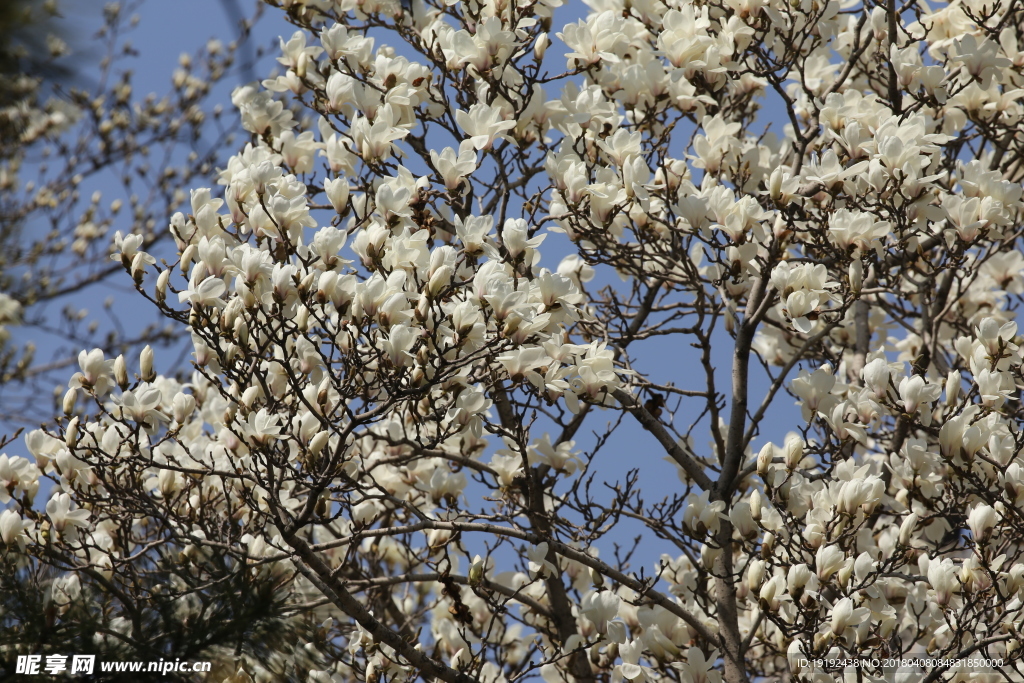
[830,597,869,636]
[45,493,90,535]
[68,349,117,396]
[928,558,961,607]
[527,543,558,578]
[581,590,621,632]
[0,509,30,548]
[683,491,726,536]
[898,375,942,415]
[968,504,999,544]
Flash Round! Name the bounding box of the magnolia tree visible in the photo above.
[0,0,262,430]
[0,0,314,673]
[3,0,1024,680]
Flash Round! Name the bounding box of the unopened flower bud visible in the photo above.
[837,558,854,588]
[758,575,781,612]
[234,318,249,348]
[308,430,329,456]
[428,265,452,298]
[784,437,803,470]
[701,543,722,570]
[773,214,788,239]
[140,345,155,382]
[945,370,961,406]
[299,272,316,297]
[788,563,812,596]
[756,442,774,477]
[317,376,331,407]
[241,386,260,410]
[193,338,211,366]
[179,245,196,275]
[747,559,766,591]
[114,354,129,390]
[416,294,430,322]
[769,166,785,202]
[898,513,918,546]
[62,388,77,416]
[749,489,763,520]
[849,259,863,293]
[324,177,349,214]
[172,393,196,423]
[65,416,80,449]
[534,33,549,60]
[968,504,998,545]
[156,269,170,303]
[469,555,485,586]
[295,305,309,332]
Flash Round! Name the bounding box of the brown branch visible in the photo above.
[612,388,713,491]
[280,529,479,683]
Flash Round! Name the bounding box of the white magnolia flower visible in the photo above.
[455,103,517,151]
[927,558,961,606]
[898,375,942,415]
[243,409,283,445]
[967,504,998,544]
[830,597,868,635]
[68,349,117,396]
[178,275,227,309]
[527,542,558,578]
[0,509,30,547]
[581,590,620,632]
[46,493,90,534]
